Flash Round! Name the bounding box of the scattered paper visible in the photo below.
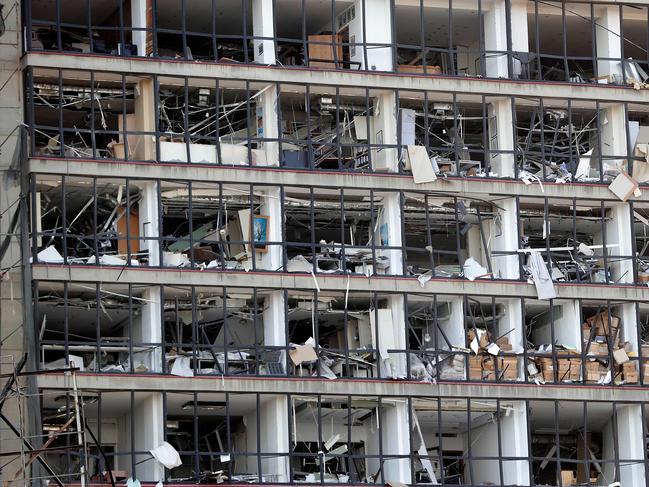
[150,442,182,469]
[170,356,194,377]
[463,257,488,281]
[36,246,64,264]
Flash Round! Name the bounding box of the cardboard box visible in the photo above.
[586,312,620,337]
[623,362,638,383]
[561,470,575,485]
[396,64,442,75]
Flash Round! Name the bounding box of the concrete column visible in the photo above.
[263,291,285,347]
[381,400,411,483]
[488,98,516,178]
[600,103,627,174]
[117,392,164,481]
[602,404,645,485]
[377,192,402,275]
[132,287,162,372]
[498,298,525,377]
[606,204,637,352]
[349,0,393,71]
[259,396,290,481]
[491,198,519,279]
[244,396,290,482]
[532,301,582,352]
[615,404,645,485]
[595,6,623,81]
[139,182,160,266]
[437,297,466,351]
[134,78,156,161]
[260,188,282,271]
[256,85,279,166]
[252,0,276,64]
[130,0,150,57]
[371,91,397,172]
[484,0,528,78]
[467,401,529,485]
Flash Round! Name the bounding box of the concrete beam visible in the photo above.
[23,52,649,104]
[27,158,642,203]
[31,264,649,302]
[36,373,649,403]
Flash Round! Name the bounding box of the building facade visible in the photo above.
[2,0,649,485]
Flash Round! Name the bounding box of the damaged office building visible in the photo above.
[5,0,649,486]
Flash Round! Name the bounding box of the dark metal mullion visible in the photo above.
[305,84,313,169]
[534,0,541,79]
[249,184,256,272]
[376,396,384,483]
[57,70,64,158]
[153,75,161,162]
[223,287,229,374]
[504,0,513,78]
[339,188,347,273]
[539,98,547,181]
[496,400,505,484]
[183,78,191,163]
[591,3,598,79]
[118,0,125,55]
[562,3,569,81]
[181,0,188,59]
[242,0,250,64]
[601,201,610,284]
[215,79,222,166]
[611,401,621,482]
[61,175,67,263]
[253,288,260,375]
[256,394,263,482]
[192,392,200,482]
[466,397,475,482]
[55,0,62,50]
[310,188,316,273]
[188,181,195,268]
[246,81,253,166]
[211,0,217,61]
[364,87,372,170]
[128,284,134,373]
[130,391,136,475]
[156,179,164,266]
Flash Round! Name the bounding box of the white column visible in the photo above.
[600,103,627,173]
[437,297,466,351]
[498,298,524,378]
[467,401,529,485]
[371,92,397,172]
[349,0,393,71]
[488,98,515,178]
[485,0,528,78]
[253,0,276,64]
[134,78,156,161]
[139,182,160,266]
[131,0,148,57]
[133,287,162,372]
[256,85,279,166]
[596,6,622,81]
[377,192,402,275]
[616,405,645,485]
[381,400,411,483]
[499,401,530,485]
[263,291,285,348]
[491,198,519,279]
[260,188,282,271]
[259,396,290,481]
[532,301,582,351]
[118,392,164,480]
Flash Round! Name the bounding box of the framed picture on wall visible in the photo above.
[252,215,269,253]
